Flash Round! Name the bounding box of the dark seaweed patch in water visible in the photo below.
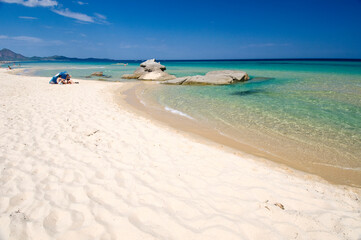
[231,89,265,96]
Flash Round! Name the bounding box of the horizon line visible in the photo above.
[12,57,361,62]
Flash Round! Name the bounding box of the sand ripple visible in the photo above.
[0,70,360,240]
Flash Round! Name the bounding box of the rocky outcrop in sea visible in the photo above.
[122,59,176,81]
[162,70,249,85]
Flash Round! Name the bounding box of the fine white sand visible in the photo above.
[0,69,360,240]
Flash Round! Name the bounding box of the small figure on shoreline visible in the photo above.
[49,71,76,84]
[8,65,12,70]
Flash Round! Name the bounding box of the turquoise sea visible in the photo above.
[7,60,361,186]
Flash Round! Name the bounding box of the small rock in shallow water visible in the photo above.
[86,72,111,79]
[91,72,104,76]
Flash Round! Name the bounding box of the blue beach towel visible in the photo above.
[49,71,68,84]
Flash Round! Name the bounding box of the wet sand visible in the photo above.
[120,81,361,187]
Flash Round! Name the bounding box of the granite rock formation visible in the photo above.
[162,70,249,85]
[122,59,176,81]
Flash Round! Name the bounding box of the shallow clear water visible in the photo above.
[9,60,361,185]
[147,61,361,180]
[6,60,142,81]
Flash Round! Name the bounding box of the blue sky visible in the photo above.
[0,0,361,60]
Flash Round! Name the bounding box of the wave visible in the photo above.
[164,106,194,120]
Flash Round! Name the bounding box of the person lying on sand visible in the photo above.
[49,71,76,84]
[65,74,74,84]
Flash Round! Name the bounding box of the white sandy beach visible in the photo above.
[0,68,360,240]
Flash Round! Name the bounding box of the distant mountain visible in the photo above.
[28,55,121,62]
[0,48,28,61]
[0,48,126,62]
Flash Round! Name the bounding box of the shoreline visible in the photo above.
[9,67,361,187]
[114,83,308,174]
[11,67,361,187]
[117,81,361,188]
[1,69,361,239]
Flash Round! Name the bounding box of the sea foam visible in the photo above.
[164,106,194,120]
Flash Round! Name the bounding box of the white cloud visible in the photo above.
[94,13,109,24]
[19,16,38,19]
[94,13,106,19]
[0,0,57,7]
[52,8,94,23]
[1,0,108,24]
[0,35,66,46]
[0,35,42,42]
[76,1,87,5]
[12,36,43,43]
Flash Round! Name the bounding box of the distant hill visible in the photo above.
[3,48,359,63]
[0,48,28,61]
[0,48,125,62]
[28,55,121,62]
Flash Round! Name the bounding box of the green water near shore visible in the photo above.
[11,60,361,185]
[144,61,361,185]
